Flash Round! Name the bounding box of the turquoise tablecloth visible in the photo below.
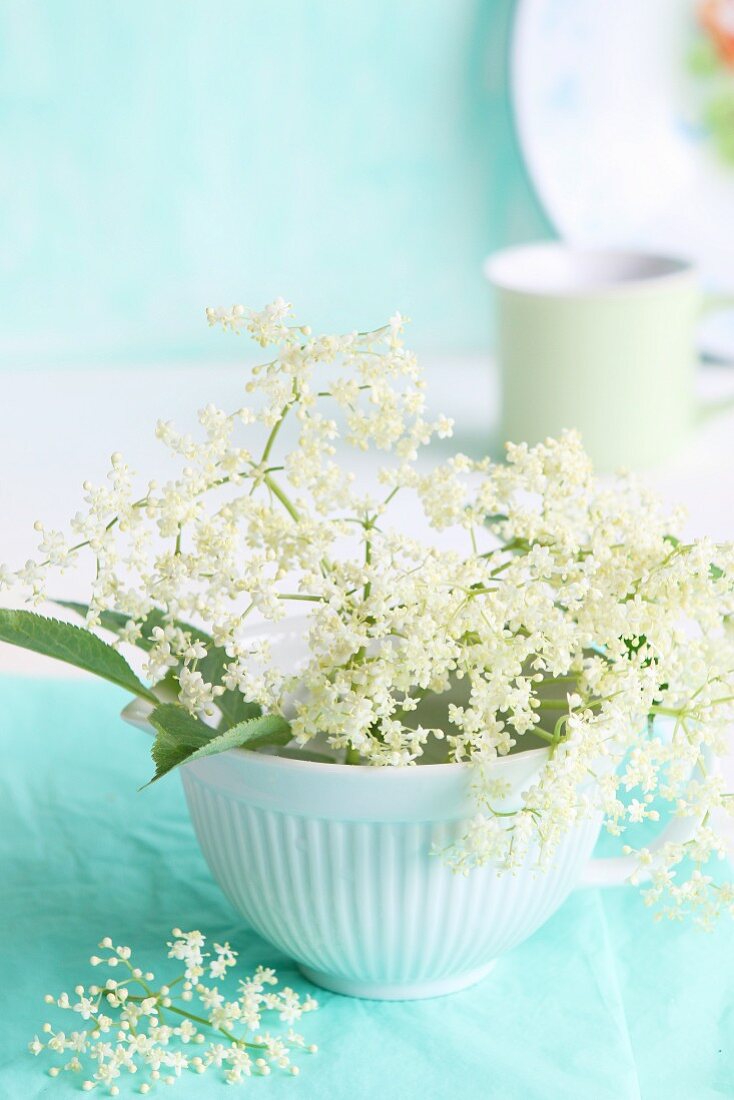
[1,675,732,1099]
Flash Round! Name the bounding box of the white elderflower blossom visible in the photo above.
[3,303,734,921]
[30,928,318,1091]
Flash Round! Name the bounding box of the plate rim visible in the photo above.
[509,0,574,241]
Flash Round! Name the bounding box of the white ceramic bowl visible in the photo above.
[180,745,604,1000]
[124,695,624,1000]
[122,616,700,1000]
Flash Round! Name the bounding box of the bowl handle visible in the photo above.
[578,747,716,889]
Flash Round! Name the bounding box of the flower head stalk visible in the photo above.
[29,928,318,1091]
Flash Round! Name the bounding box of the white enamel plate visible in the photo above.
[512,0,734,356]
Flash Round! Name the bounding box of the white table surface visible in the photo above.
[2,356,734,853]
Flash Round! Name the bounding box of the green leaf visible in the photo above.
[217,691,262,730]
[147,703,214,782]
[198,639,262,730]
[185,713,291,761]
[277,746,338,764]
[56,598,261,730]
[146,705,291,784]
[55,600,211,652]
[0,609,156,701]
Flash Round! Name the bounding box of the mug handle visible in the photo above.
[578,747,715,889]
[698,294,734,423]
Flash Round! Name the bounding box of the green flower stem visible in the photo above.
[164,1003,224,1030]
[317,384,371,398]
[489,558,517,578]
[37,496,150,570]
[264,474,301,522]
[533,700,578,710]
[123,985,257,1049]
[164,1003,262,1051]
[261,401,294,465]
[277,593,323,602]
[531,729,559,744]
[363,528,372,603]
[124,959,170,1020]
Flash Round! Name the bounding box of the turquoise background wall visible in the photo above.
[0,0,548,368]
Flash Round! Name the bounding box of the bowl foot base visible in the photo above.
[298,959,496,1001]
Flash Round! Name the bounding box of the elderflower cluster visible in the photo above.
[4,301,734,921]
[29,929,318,1092]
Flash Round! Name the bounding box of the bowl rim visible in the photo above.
[121,613,553,780]
[120,695,551,778]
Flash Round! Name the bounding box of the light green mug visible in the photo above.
[484,243,734,470]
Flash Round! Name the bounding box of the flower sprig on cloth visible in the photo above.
[29,928,318,1092]
[2,300,734,921]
